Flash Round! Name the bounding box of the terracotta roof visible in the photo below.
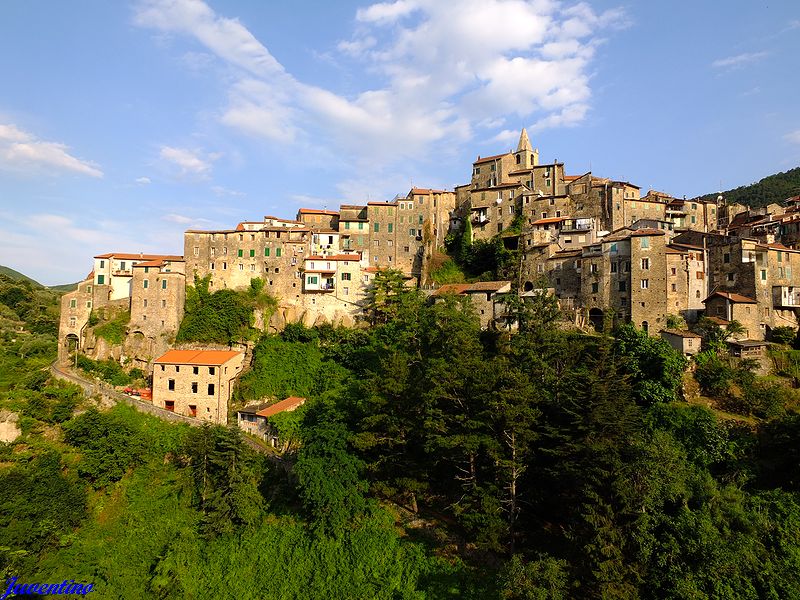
[564,175,581,181]
[94,252,183,261]
[364,267,381,273]
[298,209,339,215]
[661,329,702,338]
[256,396,306,417]
[410,187,449,195]
[705,316,731,326]
[471,182,523,192]
[473,152,511,164]
[433,281,511,296]
[703,291,756,304]
[367,201,399,206]
[551,249,583,257]
[629,228,666,237]
[154,349,242,366]
[339,204,367,210]
[532,217,566,226]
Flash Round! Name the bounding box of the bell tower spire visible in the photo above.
[517,127,532,152]
[514,128,538,168]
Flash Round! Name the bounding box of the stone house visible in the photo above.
[152,349,244,424]
[660,329,702,356]
[236,396,306,447]
[296,208,339,231]
[431,281,512,329]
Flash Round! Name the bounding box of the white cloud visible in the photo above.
[135,0,627,177]
[785,130,800,145]
[0,123,103,178]
[712,51,768,69]
[135,176,152,185]
[211,185,245,197]
[159,145,217,177]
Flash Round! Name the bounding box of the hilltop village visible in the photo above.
[58,129,800,423]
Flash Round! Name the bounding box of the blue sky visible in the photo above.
[0,0,798,285]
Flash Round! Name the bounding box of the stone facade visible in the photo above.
[152,349,245,424]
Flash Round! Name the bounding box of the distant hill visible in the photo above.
[0,265,43,288]
[0,265,78,292]
[695,166,800,208]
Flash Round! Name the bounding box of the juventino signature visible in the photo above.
[1,577,94,598]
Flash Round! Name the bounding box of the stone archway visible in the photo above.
[642,320,649,333]
[62,333,80,366]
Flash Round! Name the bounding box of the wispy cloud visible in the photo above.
[785,130,800,145]
[712,51,768,69]
[0,123,103,178]
[211,185,245,197]
[134,0,629,185]
[135,176,151,185]
[159,145,218,177]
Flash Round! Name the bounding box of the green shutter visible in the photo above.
[250,249,255,257]
[388,223,393,233]
[276,247,282,257]
[265,248,270,257]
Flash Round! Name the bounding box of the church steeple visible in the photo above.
[517,127,532,152]
[514,128,538,168]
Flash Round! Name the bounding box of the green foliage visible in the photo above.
[430,258,466,284]
[19,382,81,424]
[295,404,369,534]
[63,408,148,487]
[93,309,130,345]
[177,274,275,344]
[76,354,131,386]
[364,268,423,325]
[613,323,687,404]
[664,313,685,329]
[0,451,87,573]
[182,425,263,537]
[696,165,800,208]
[237,335,324,401]
[498,554,571,599]
[771,325,797,346]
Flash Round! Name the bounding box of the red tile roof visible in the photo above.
[298,209,339,215]
[256,396,306,418]
[705,316,731,325]
[661,329,702,338]
[532,217,566,225]
[94,252,183,261]
[703,291,756,304]
[410,187,449,195]
[154,349,242,366]
[474,152,511,164]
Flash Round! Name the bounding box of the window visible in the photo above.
[727,273,735,282]
[250,249,255,257]
[619,281,627,292]
[276,248,282,257]
[641,258,650,270]
[238,249,243,257]
[341,272,351,281]
[161,299,166,308]
[640,237,650,249]
[191,382,198,394]
[611,262,618,273]
[161,279,167,289]
[143,299,148,308]
[168,379,175,391]
[265,247,270,257]
[208,384,215,395]
[69,316,76,327]
[691,215,696,224]
[671,267,677,276]
[86,301,92,308]
[97,275,105,285]
[761,269,767,281]
[210,263,215,270]
[374,223,380,232]
[419,214,424,224]
[70,298,77,308]
[143,279,149,289]
[358,222,364,230]
[193,246,199,257]
[189,405,197,417]
[176,366,180,372]
[250,264,255,272]
[671,283,677,292]
[307,276,318,285]
[99,260,105,268]
[404,246,410,253]
[193,366,199,375]
[209,367,215,375]
[696,271,705,279]
[641,279,649,289]
[591,282,598,293]
[343,286,349,296]
[723,253,730,263]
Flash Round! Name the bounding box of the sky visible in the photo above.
[0,0,798,285]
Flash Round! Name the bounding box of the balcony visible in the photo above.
[112,269,133,277]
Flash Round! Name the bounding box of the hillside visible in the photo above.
[695,166,800,208]
[0,264,78,292]
[0,265,43,288]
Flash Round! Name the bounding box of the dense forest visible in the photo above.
[3,270,800,598]
[696,166,800,208]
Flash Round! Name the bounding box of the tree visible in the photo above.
[362,269,422,326]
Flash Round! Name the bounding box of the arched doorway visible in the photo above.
[642,321,649,333]
[63,333,80,366]
[589,308,604,332]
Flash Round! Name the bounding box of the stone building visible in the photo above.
[152,349,244,424]
[236,396,306,446]
[296,208,339,231]
[431,281,512,329]
[128,257,186,363]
